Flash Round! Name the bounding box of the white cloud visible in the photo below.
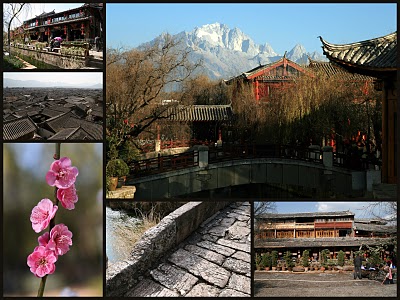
[315,202,370,218]
[4,72,102,85]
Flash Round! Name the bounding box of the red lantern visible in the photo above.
[64,25,67,35]
[80,24,84,35]
[36,20,38,26]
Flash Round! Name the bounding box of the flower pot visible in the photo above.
[272,267,276,271]
[320,267,325,272]
[304,267,309,272]
[281,266,286,271]
[109,177,118,191]
[265,267,270,271]
[117,177,124,188]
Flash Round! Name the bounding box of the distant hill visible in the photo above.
[3,78,102,89]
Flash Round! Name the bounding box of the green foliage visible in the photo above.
[60,46,86,56]
[35,42,46,50]
[271,250,278,267]
[3,54,24,69]
[118,139,141,164]
[337,250,345,266]
[321,249,331,263]
[262,252,272,268]
[302,249,310,267]
[284,251,294,268]
[106,159,130,177]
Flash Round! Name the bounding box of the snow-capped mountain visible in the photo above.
[146,23,327,80]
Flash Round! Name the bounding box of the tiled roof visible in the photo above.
[44,112,103,140]
[257,211,354,219]
[255,237,394,248]
[307,59,374,81]
[354,222,396,233]
[3,116,37,140]
[167,105,234,122]
[319,32,397,71]
[48,127,95,140]
[41,108,64,118]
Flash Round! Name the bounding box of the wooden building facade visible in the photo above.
[255,211,396,259]
[11,3,103,43]
[225,55,311,102]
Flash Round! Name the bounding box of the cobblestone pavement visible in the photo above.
[127,202,251,297]
[255,271,397,297]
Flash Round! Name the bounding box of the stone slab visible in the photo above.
[222,257,250,275]
[125,279,179,297]
[185,244,226,265]
[227,273,251,294]
[225,222,251,240]
[150,263,198,295]
[168,249,231,288]
[185,283,221,297]
[197,240,236,256]
[217,239,250,253]
[232,251,251,263]
[219,289,250,297]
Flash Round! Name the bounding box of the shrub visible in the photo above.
[106,159,129,177]
[271,250,278,267]
[284,251,294,268]
[302,250,310,267]
[337,250,345,266]
[261,252,272,268]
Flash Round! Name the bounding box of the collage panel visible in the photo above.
[3,143,103,296]
[254,201,397,297]
[106,201,251,296]
[3,72,103,141]
[3,2,103,70]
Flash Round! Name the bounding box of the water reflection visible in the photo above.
[106,206,140,264]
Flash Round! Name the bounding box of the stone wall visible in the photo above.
[106,201,230,296]
[11,47,87,69]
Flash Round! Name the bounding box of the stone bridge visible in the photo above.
[106,202,250,297]
[128,146,381,200]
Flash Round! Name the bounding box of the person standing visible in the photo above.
[354,253,362,279]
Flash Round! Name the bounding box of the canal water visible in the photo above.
[17,53,61,69]
[106,206,141,264]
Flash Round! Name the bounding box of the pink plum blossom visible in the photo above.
[47,224,73,256]
[30,199,58,233]
[37,232,50,248]
[27,246,57,278]
[57,184,78,210]
[45,157,79,189]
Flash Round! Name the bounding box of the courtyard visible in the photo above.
[254,271,397,297]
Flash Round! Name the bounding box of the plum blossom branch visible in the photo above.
[27,143,79,297]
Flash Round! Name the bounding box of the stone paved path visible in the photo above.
[126,202,251,297]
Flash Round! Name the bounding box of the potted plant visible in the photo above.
[106,159,130,190]
[284,251,294,271]
[255,254,262,271]
[271,251,278,271]
[337,250,345,267]
[302,250,310,271]
[262,253,272,271]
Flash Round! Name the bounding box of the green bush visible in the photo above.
[337,250,345,266]
[284,251,294,268]
[261,252,272,268]
[302,249,310,267]
[3,55,24,70]
[106,159,130,177]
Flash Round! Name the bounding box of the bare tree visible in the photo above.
[106,33,202,159]
[3,3,30,55]
[363,201,397,223]
[254,201,276,216]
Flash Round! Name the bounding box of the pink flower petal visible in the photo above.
[57,185,78,210]
[48,224,73,256]
[30,199,58,233]
[27,246,57,278]
[46,157,79,189]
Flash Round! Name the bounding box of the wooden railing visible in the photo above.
[130,151,199,177]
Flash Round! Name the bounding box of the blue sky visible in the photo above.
[106,3,396,54]
[274,201,394,219]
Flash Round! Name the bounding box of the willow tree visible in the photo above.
[106,34,201,159]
